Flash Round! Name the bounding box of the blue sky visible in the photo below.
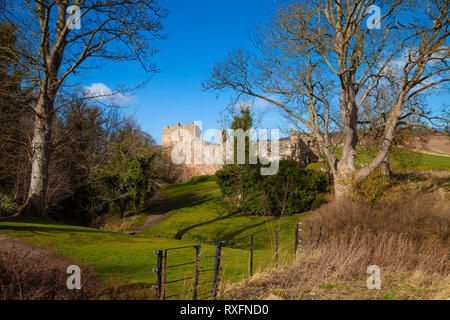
[79,0,448,144]
[80,0,286,144]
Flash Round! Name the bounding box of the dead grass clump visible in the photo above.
[0,246,101,300]
[304,192,449,246]
[91,213,142,232]
[222,191,449,300]
[101,277,159,300]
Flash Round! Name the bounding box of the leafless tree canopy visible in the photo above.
[203,0,449,199]
[0,0,166,217]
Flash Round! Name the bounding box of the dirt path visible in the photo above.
[122,189,219,235]
[0,232,63,261]
[411,148,450,158]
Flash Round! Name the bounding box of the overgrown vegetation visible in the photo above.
[222,190,450,300]
[0,246,100,300]
[96,144,161,217]
[0,216,273,299]
[216,160,327,216]
[0,50,167,225]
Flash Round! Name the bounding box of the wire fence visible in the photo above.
[151,241,225,300]
[150,223,324,300]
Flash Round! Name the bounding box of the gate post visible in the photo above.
[315,225,323,249]
[275,229,279,268]
[153,250,163,299]
[192,241,201,300]
[211,241,224,299]
[250,234,254,277]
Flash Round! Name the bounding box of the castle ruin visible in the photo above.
[162,122,319,181]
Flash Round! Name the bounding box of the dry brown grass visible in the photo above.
[222,191,450,300]
[0,245,101,300]
[91,213,144,232]
[0,244,161,300]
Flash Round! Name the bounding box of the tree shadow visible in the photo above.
[0,224,113,235]
[174,211,268,247]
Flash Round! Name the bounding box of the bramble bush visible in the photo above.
[215,160,327,216]
[96,144,161,217]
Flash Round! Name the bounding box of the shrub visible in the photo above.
[96,144,161,216]
[358,170,393,207]
[0,246,100,300]
[215,160,327,216]
[222,191,450,300]
[0,196,18,216]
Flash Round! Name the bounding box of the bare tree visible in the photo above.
[1,0,165,216]
[203,0,449,200]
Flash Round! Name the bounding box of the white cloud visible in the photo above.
[234,97,273,112]
[83,82,133,106]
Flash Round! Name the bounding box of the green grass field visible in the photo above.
[0,174,306,299]
[140,190,305,251]
[333,147,450,171]
[161,175,219,200]
[1,148,447,299]
[0,215,282,299]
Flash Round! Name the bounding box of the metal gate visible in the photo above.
[152,241,224,300]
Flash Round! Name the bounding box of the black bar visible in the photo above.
[211,241,224,299]
[193,241,201,300]
[250,233,254,277]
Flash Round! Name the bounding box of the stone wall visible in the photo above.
[162,122,320,181]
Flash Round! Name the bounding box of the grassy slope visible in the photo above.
[141,190,304,251]
[335,147,450,170]
[0,175,299,298]
[140,176,309,286]
[0,216,263,298]
[3,149,445,299]
[161,175,219,200]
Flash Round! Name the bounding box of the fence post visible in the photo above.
[250,234,254,277]
[211,241,224,299]
[153,250,163,300]
[275,229,279,268]
[315,225,323,249]
[162,249,168,300]
[192,241,201,300]
[294,223,299,255]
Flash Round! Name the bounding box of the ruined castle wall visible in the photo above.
[162,122,320,181]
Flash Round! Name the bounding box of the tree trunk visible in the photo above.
[21,97,53,217]
[333,167,356,201]
[333,84,359,202]
[380,152,391,179]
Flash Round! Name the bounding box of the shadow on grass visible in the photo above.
[174,211,268,247]
[0,224,116,235]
